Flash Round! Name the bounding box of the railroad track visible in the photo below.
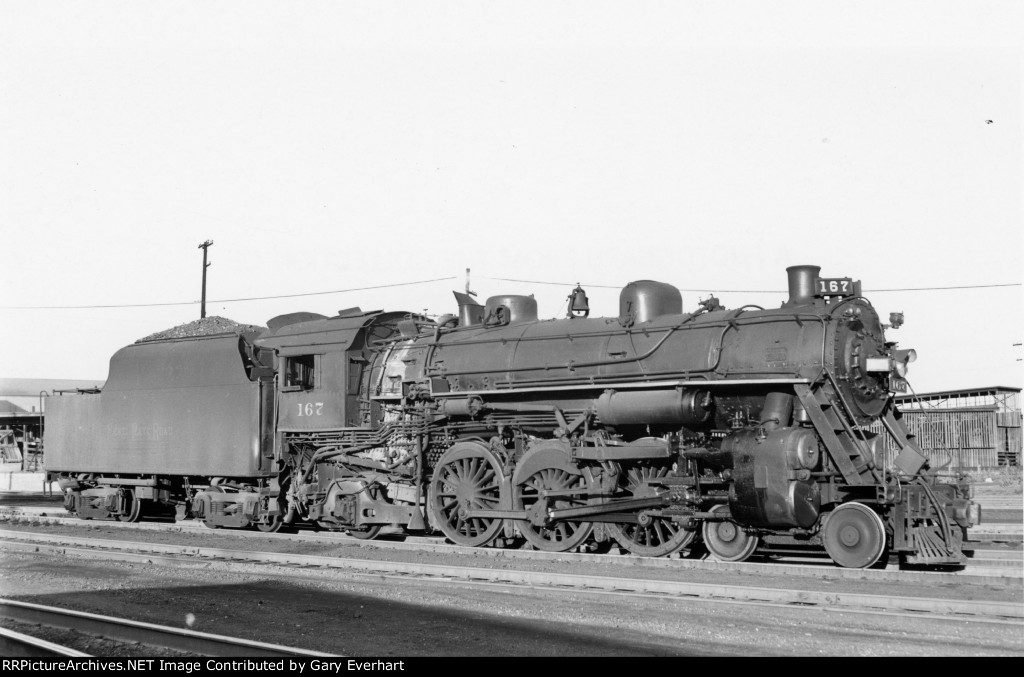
[3,502,1019,541]
[0,511,1019,584]
[2,531,1021,623]
[0,599,338,657]
[0,626,90,657]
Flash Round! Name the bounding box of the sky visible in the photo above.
[1,1,1021,394]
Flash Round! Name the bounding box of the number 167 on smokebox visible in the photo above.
[815,277,854,296]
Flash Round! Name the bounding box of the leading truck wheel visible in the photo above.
[822,502,887,569]
[428,442,506,548]
[702,504,759,562]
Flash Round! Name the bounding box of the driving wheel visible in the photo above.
[514,461,593,552]
[428,442,506,547]
[606,463,695,557]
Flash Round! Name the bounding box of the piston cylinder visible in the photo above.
[724,426,821,528]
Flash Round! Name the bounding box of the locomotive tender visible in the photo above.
[45,265,979,568]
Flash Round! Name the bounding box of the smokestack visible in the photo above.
[785,265,820,306]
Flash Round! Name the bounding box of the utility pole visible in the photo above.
[198,240,213,319]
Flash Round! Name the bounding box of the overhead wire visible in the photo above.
[2,276,458,310]
[480,277,1022,293]
[3,276,1019,311]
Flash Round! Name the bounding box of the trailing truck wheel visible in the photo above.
[607,463,695,557]
[116,489,144,523]
[702,504,759,562]
[344,485,386,540]
[822,502,887,569]
[428,442,506,548]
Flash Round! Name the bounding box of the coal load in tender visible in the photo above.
[135,316,266,343]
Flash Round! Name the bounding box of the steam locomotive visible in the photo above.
[45,265,979,568]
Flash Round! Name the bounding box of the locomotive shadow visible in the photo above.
[12,580,759,657]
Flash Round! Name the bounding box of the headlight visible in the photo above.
[893,349,917,377]
[866,349,917,377]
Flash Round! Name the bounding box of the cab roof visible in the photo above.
[256,309,416,356]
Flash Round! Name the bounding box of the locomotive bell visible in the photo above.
[567,284,590,318]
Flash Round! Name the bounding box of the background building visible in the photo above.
[0,378,104,469]
[872,386,1022,471]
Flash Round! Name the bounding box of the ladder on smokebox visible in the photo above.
[793,382,881,487]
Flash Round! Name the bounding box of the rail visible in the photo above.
[0,599,338,657]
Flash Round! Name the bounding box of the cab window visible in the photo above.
[283,355,316,390]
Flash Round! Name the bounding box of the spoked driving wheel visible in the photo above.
[823,502,887,569]
[702,504,759,562]
[117,488,144,523]
[428,442,507,547]
[606,463,695,557]
[514,462,594,552]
